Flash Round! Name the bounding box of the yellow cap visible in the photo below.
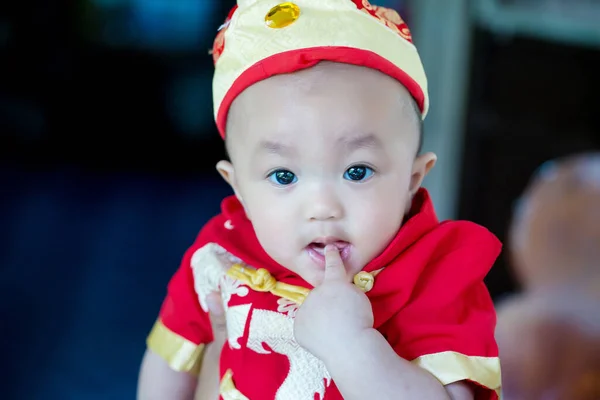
[212,0,428,138]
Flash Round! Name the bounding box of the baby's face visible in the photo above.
[219,63,435,286]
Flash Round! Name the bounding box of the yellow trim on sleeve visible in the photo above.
[146,319,205,375]
[412,351,502,397]
[220,369,250,400]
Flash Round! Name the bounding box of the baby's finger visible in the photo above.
[323,245,349,283]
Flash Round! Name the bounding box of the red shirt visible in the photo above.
[149,189,502,399]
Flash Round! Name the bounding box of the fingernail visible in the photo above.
[325,245,338,254]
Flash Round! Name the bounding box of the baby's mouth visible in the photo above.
[308,241,348,255]
[306,238,351,263]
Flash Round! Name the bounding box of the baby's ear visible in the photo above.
[216,160,235,187]
[409,152,437,195]
[216,160,251,219]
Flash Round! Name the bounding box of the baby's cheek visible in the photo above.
[353,212,398,257]
[253,213,294,252]
[368,200,403,232]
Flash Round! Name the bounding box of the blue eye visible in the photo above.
[268,169,298,186]
[344,165,374,182]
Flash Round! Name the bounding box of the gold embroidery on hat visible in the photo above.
[359,1,411,41]
[265,2,301,29]
[210,22,227,63]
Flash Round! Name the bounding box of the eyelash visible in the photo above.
[267,169,297,186]
[266,164,376,186]
[343,164,375,182]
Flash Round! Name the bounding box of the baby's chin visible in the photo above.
[288,265,324,288]
[278,259,329,288]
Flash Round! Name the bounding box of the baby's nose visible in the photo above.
[306,191,343,221]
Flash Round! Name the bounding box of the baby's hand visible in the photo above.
[293,245,374,363]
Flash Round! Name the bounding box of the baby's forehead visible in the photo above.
[226,62,419,141]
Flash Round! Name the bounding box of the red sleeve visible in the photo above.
[146,227,217,374]
[158,242,214,345]
[380,222,502,399]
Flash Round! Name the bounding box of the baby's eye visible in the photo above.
[268,169,298,186]
[343,165,374,182]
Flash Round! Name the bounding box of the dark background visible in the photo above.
[460,28,600,297]
[1,1,598,399]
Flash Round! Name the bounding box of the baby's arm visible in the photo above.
[323,329,472,400]
[137,242,217,400]
[138,320,224,400]
[137,349,198,400]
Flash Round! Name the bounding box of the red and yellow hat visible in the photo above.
[211,0,429,138]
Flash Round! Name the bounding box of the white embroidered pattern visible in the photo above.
[226,304,252,350]
[221,275,250,304]
[190,243,247,312]
[224,219,235,230]
[247,309,332,400]
[277,297,300,318]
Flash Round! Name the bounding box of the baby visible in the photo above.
[497,153,600,400]
[137,1,502,399]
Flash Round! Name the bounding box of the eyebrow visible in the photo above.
[255,133,382,157]
[338,133,383,152]
[256,140,295,157]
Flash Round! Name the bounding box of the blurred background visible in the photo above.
[1,0,598,398]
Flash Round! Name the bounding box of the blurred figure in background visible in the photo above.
[496,153,600,400]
